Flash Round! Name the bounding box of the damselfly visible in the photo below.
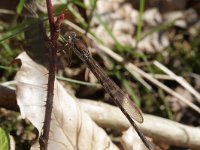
[61,32,153,150]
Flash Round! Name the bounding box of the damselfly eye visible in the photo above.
[64,31,76,41]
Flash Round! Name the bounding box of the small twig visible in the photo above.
[154,61,200,103]
[150,74,173,80]
[39,0,64,149]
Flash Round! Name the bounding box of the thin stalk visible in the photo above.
[39,0,63,149]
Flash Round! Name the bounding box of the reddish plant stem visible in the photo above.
[39,0,63,149]
[46,0,55,40]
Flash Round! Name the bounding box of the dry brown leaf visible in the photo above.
[15,52,119,150]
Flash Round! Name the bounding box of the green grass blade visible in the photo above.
[122,78,141,107]
[0,42,12,55]
[158,89,173,120]
[136,0,145,43]
[16,0,25,14]
[0,19,45,43]
[56,76,99,86]
[0,66,17,71]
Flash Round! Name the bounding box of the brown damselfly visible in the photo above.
[61,32,153,150]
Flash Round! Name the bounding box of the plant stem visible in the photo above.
[39,1,63,149]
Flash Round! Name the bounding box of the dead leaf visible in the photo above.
[121,127,148,150]
[15,52,119,150]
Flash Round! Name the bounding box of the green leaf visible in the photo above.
[0,128,10,150]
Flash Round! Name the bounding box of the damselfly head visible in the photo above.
[64,31,76,43]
